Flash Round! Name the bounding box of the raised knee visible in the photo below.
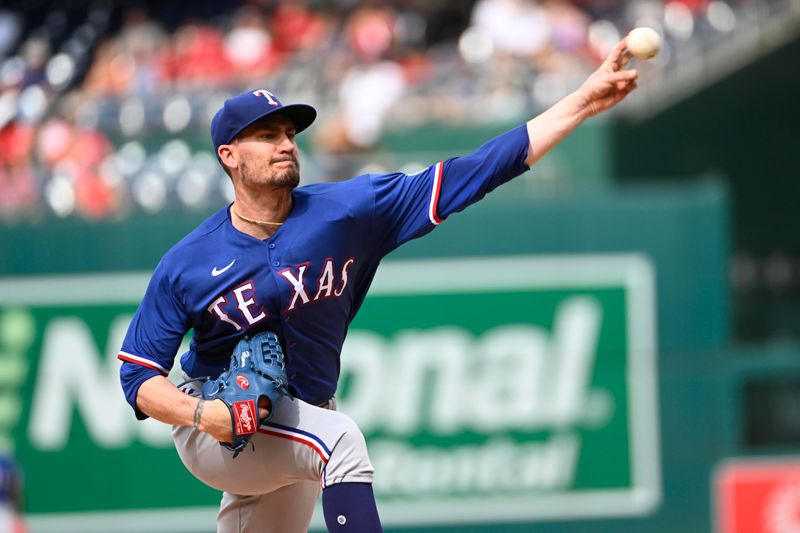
[325,414,374,486]
[335,414,369,457]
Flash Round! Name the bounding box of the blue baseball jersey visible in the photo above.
[119,124,530,418]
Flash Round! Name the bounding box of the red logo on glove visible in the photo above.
[232,400,257,435]
[236,375,250,389]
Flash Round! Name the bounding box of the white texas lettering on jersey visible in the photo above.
[315,259,336,300]
[208,295,242,331]
[335,258,355,297]
[207,281,267,331]
[279,263,311,311]
[232,281,267,325]
[208,259,357,329]
[280,258,356,311]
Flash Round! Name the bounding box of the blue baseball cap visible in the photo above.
[210,89,317,152]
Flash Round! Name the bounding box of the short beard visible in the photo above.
[272,164,300,189]
[241,158,300,189]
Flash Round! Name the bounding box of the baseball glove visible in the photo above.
[200,331,289,458]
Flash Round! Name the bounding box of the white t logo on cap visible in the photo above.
[252,89,279,106]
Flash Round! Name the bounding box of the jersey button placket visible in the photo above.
[267,240,280,268]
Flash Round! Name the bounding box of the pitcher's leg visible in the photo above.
[265,397,374,487]
[267,398,381,531]
[174,396,378,531]
[172,396,328,496]
[217,481,320,533]
[173,424,284,496]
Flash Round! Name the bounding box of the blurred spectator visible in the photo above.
[472,0,552,58]
[338,61,407,147]
[223,6,282,84]
[18,37,49,89]
[537,0,595,75]
[118,8,169,95]
[82,39,137,97]
[36,115,117,219]
[82,9,166,97]
[0,121,37,220]
[167,22,231,90]
[346,6,398,61]
[544,0,592,55]
[0,10,22,59]
[270,1,331,54]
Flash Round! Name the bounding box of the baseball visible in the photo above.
[627,27,661,60]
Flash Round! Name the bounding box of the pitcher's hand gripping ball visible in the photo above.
[201,332,289,457]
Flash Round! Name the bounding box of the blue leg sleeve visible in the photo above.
[322,482,382,532]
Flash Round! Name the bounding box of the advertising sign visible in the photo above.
[1,255,659,531]
[716,458,800,533]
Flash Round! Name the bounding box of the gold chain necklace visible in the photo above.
[232,206,284,226]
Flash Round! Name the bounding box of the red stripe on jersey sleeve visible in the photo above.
[428,161,444,225]
[117,353,169,375]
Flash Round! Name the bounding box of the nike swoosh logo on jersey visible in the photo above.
[211,259,236,277]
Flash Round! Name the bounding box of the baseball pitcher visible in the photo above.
[118,37,639,533]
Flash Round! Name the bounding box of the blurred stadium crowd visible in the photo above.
[0,0,746,221]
